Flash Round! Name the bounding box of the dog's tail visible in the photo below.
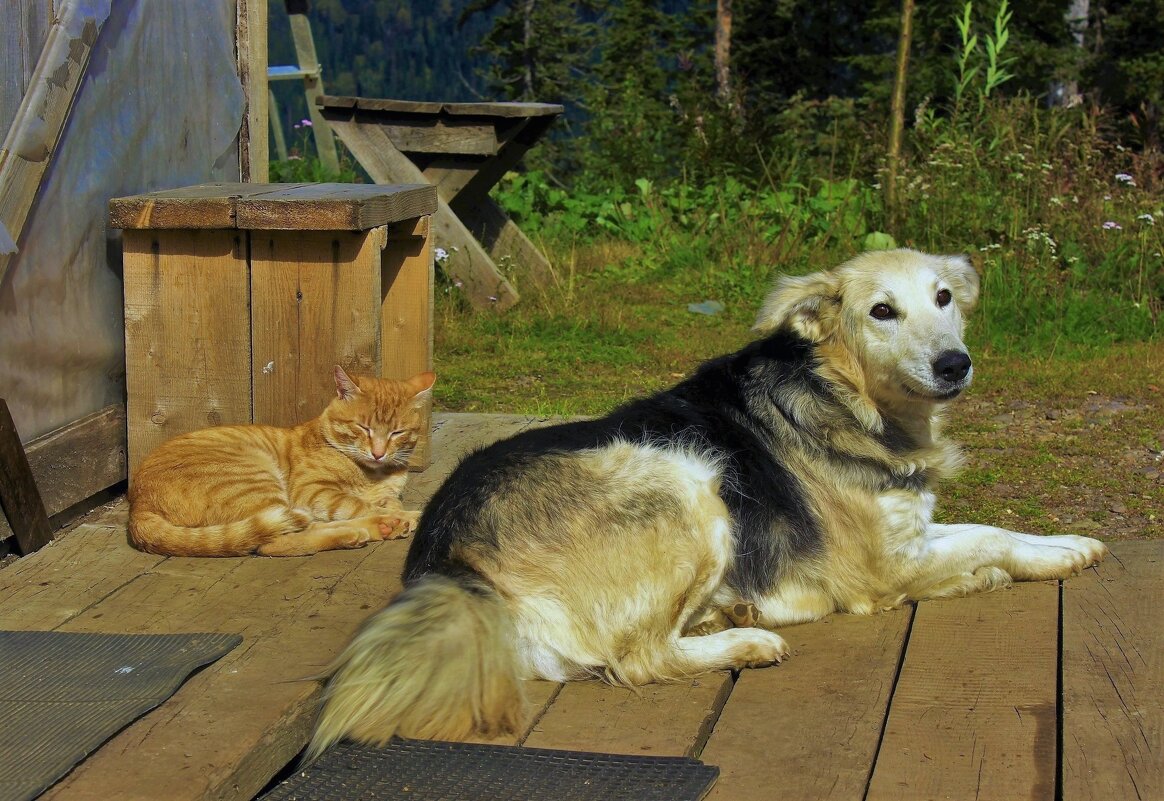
[304,571,525,762]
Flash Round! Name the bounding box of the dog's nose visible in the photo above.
[933,350,972,383]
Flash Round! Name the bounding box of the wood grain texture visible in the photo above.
[318,95,563,118]
[237,0,269,181]
[379,119,499,156]
[122,229,252,478]
[0,398,53,553]
[324,119,519,311]
[0,403,127,543]
[380,221,434,468]
[457,195,554,290]
[0,0,51,140]
[701,607,913,801]
[866,582,1059,801]
[1063,540,1161,801]
[109,183,435,231]
[250,229,382,427]
[524,674,734,758]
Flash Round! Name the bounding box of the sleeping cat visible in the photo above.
[128,366,435,557]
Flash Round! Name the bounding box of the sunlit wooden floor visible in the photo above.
[0,413,1156,800]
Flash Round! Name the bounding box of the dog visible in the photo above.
[305,248,1108,759]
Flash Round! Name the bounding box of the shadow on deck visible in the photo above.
[0,413,1157,800]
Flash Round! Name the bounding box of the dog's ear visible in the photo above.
[753,270,841,341]
[942,254,980,314]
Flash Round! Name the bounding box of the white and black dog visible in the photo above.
[306,248,1107,759]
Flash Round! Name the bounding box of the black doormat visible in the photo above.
[261,739,720,801]
[0,630,242,801]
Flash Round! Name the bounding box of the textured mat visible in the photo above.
[0,630,242,801]
[261,738,720,801]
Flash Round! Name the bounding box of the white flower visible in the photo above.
[434,247,449,262]
[1102,221,1122,230]
[1136,213,1155,225]
[1115,173,1136,186]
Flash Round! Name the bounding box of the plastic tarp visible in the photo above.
[0,0,246,440]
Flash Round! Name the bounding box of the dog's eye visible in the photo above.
[936,288,953,307]
[869,303,896,320]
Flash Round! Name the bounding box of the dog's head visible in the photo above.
[754,249,980,417]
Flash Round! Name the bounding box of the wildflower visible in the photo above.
[1136,213,1156,226]
[1049,196,1064,206]
[434,247,449,263]
[300,118,313,127]
[1115,173,1136,186]
[1102,221,1122,230]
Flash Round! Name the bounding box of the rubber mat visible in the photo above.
[261,738,720,801]
[0,630,242,801]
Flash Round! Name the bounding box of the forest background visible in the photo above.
[269,0,1162,534]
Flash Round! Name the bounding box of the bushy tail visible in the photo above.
[304,573,525,762]
[127,507,309,557]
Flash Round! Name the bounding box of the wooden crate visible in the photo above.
[110,182,438,478]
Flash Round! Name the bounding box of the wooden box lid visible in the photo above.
[109,182,437,231]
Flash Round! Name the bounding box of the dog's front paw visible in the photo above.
[1010,533,1108,580]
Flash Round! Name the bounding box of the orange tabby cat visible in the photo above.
[128,366,435,557]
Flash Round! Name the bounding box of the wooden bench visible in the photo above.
[109,182,438,475]
[317,96,564,311]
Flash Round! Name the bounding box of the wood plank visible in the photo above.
[457,195,554,291]
[323,118,519,311]
[1063,540,1162,800]
[443,114,558,210]
[0,0,109,284]
[40,535,415,801]
[109,183,307,230]
[234,183,436,231]
[380,119,500,156]
[701,607,913,801]
[0,398,53,553]
[524,674,734,757]
[122,229,252,478]
[251,229,382,427]
[0,501,166,631]
[0,403,126,543]
[866,582,1059,801]
[380,222,434,469]
[318,96,562,119]
[287,11,339,174]
[110,183,435,231]
[237,0,269,182]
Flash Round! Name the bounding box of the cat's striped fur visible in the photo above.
[128,367,434,557]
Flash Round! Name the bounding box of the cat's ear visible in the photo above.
[333,365,362,400]
[407,371,436,404]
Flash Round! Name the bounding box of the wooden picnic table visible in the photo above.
[0,413,1157,800]
[317,95,564,312]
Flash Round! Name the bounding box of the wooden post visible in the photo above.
[0,399,54,555]
[237,0,269,182]
[286,5,341,174]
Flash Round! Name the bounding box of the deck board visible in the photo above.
[701,606,913,801]
[523,674,734,757]
[1062,540,1162,800]
[0,413,1158,800]
[866,581,1060,801]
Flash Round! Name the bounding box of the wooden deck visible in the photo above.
[1,413,1158,801]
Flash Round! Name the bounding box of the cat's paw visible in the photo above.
[373,511,419,540]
